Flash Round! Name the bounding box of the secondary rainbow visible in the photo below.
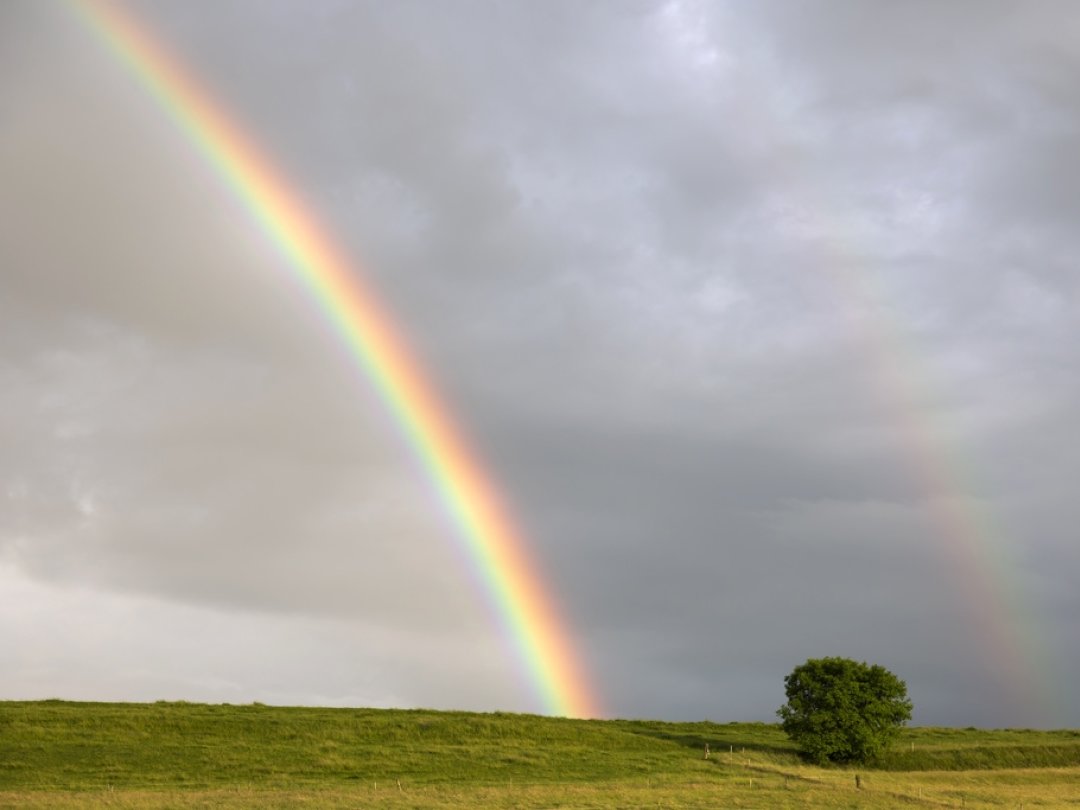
[673,21,1059,719]
[71,0,600,719]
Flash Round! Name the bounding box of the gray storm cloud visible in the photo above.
[2,0,1078,725]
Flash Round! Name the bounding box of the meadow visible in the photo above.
[1,700,1078,808]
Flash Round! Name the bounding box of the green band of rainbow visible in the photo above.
[71,0,600,719]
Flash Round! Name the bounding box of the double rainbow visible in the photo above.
[71,0,1059,723]
[71,0,600,719]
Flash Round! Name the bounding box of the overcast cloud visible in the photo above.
[2,0,1079,727]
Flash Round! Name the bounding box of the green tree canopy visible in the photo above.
[777,657,912,764]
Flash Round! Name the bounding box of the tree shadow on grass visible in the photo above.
[612,721,801,759]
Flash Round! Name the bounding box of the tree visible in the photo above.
[777,657,912,765]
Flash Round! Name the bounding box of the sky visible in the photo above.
[2,0,1078,727]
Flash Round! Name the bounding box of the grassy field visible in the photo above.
[1,700,1078,808]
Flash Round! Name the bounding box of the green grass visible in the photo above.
[1,700,1078,807]
[882,726,1080,771]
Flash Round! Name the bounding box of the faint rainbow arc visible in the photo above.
[713,67,1057,714]
[72,0,600,719]
[816,246,1055,715]
[660,6,1055,717]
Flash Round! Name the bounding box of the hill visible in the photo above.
[1,700,1078,807]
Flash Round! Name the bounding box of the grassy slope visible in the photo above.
[1,700,1078,808]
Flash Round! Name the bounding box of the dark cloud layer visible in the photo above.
[2,0,1078,726]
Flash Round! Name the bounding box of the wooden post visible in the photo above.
[704,743,710,759]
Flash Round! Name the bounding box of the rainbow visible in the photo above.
[683,50,1060,719]
[816,247,1059,721]
[70,0,600,719]
[655,7,1060,720]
